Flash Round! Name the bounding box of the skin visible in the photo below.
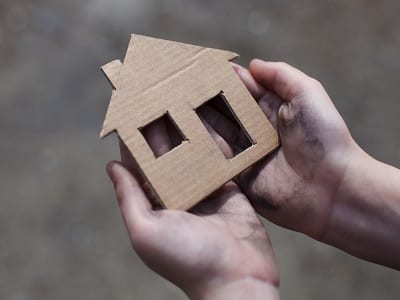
[107,134,279,298]
[223,60,400,269]
[107,59,400,298]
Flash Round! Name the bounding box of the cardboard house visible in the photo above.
[101,34,279,210]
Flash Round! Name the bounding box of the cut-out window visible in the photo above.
[140,112,186,158]
[195,92,254,159]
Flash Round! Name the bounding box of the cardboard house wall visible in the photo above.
[101,35,279,210]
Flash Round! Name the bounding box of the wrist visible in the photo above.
[298,140,363,241]
[187,277,279,300]
[319,143,368,240]
[321,144,400,267]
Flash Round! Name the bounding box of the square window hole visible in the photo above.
[140,112,186,158]
[195,92,254,159]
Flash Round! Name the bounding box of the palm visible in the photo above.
[224,63,354,238]
[131,183,275,292]
[114,117,277,294]
[196,63,350,238]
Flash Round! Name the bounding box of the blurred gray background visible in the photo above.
[1,0,399,299]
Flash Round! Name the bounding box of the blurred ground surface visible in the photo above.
[1,0,399,299]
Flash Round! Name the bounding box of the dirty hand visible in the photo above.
[106,119,279,299]
[209,59,400,269]
[204,59,353,239]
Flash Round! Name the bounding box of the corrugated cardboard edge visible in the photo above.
[99,34,279,210]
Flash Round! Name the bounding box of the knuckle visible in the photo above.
[278,103,292,119]
[307,77,324,90]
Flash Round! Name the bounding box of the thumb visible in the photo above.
[249,59,315,102]
[250,59,324,145]
[106,161,154,234]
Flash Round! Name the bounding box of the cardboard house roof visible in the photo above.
[101,34,279,210]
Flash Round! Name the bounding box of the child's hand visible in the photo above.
[207,60,400,269]
[206,59,355,239]
[106,120,279,299]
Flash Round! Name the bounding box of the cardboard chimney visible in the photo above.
[101,34,279,210]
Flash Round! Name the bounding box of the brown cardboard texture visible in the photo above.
[100,34,279,210]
